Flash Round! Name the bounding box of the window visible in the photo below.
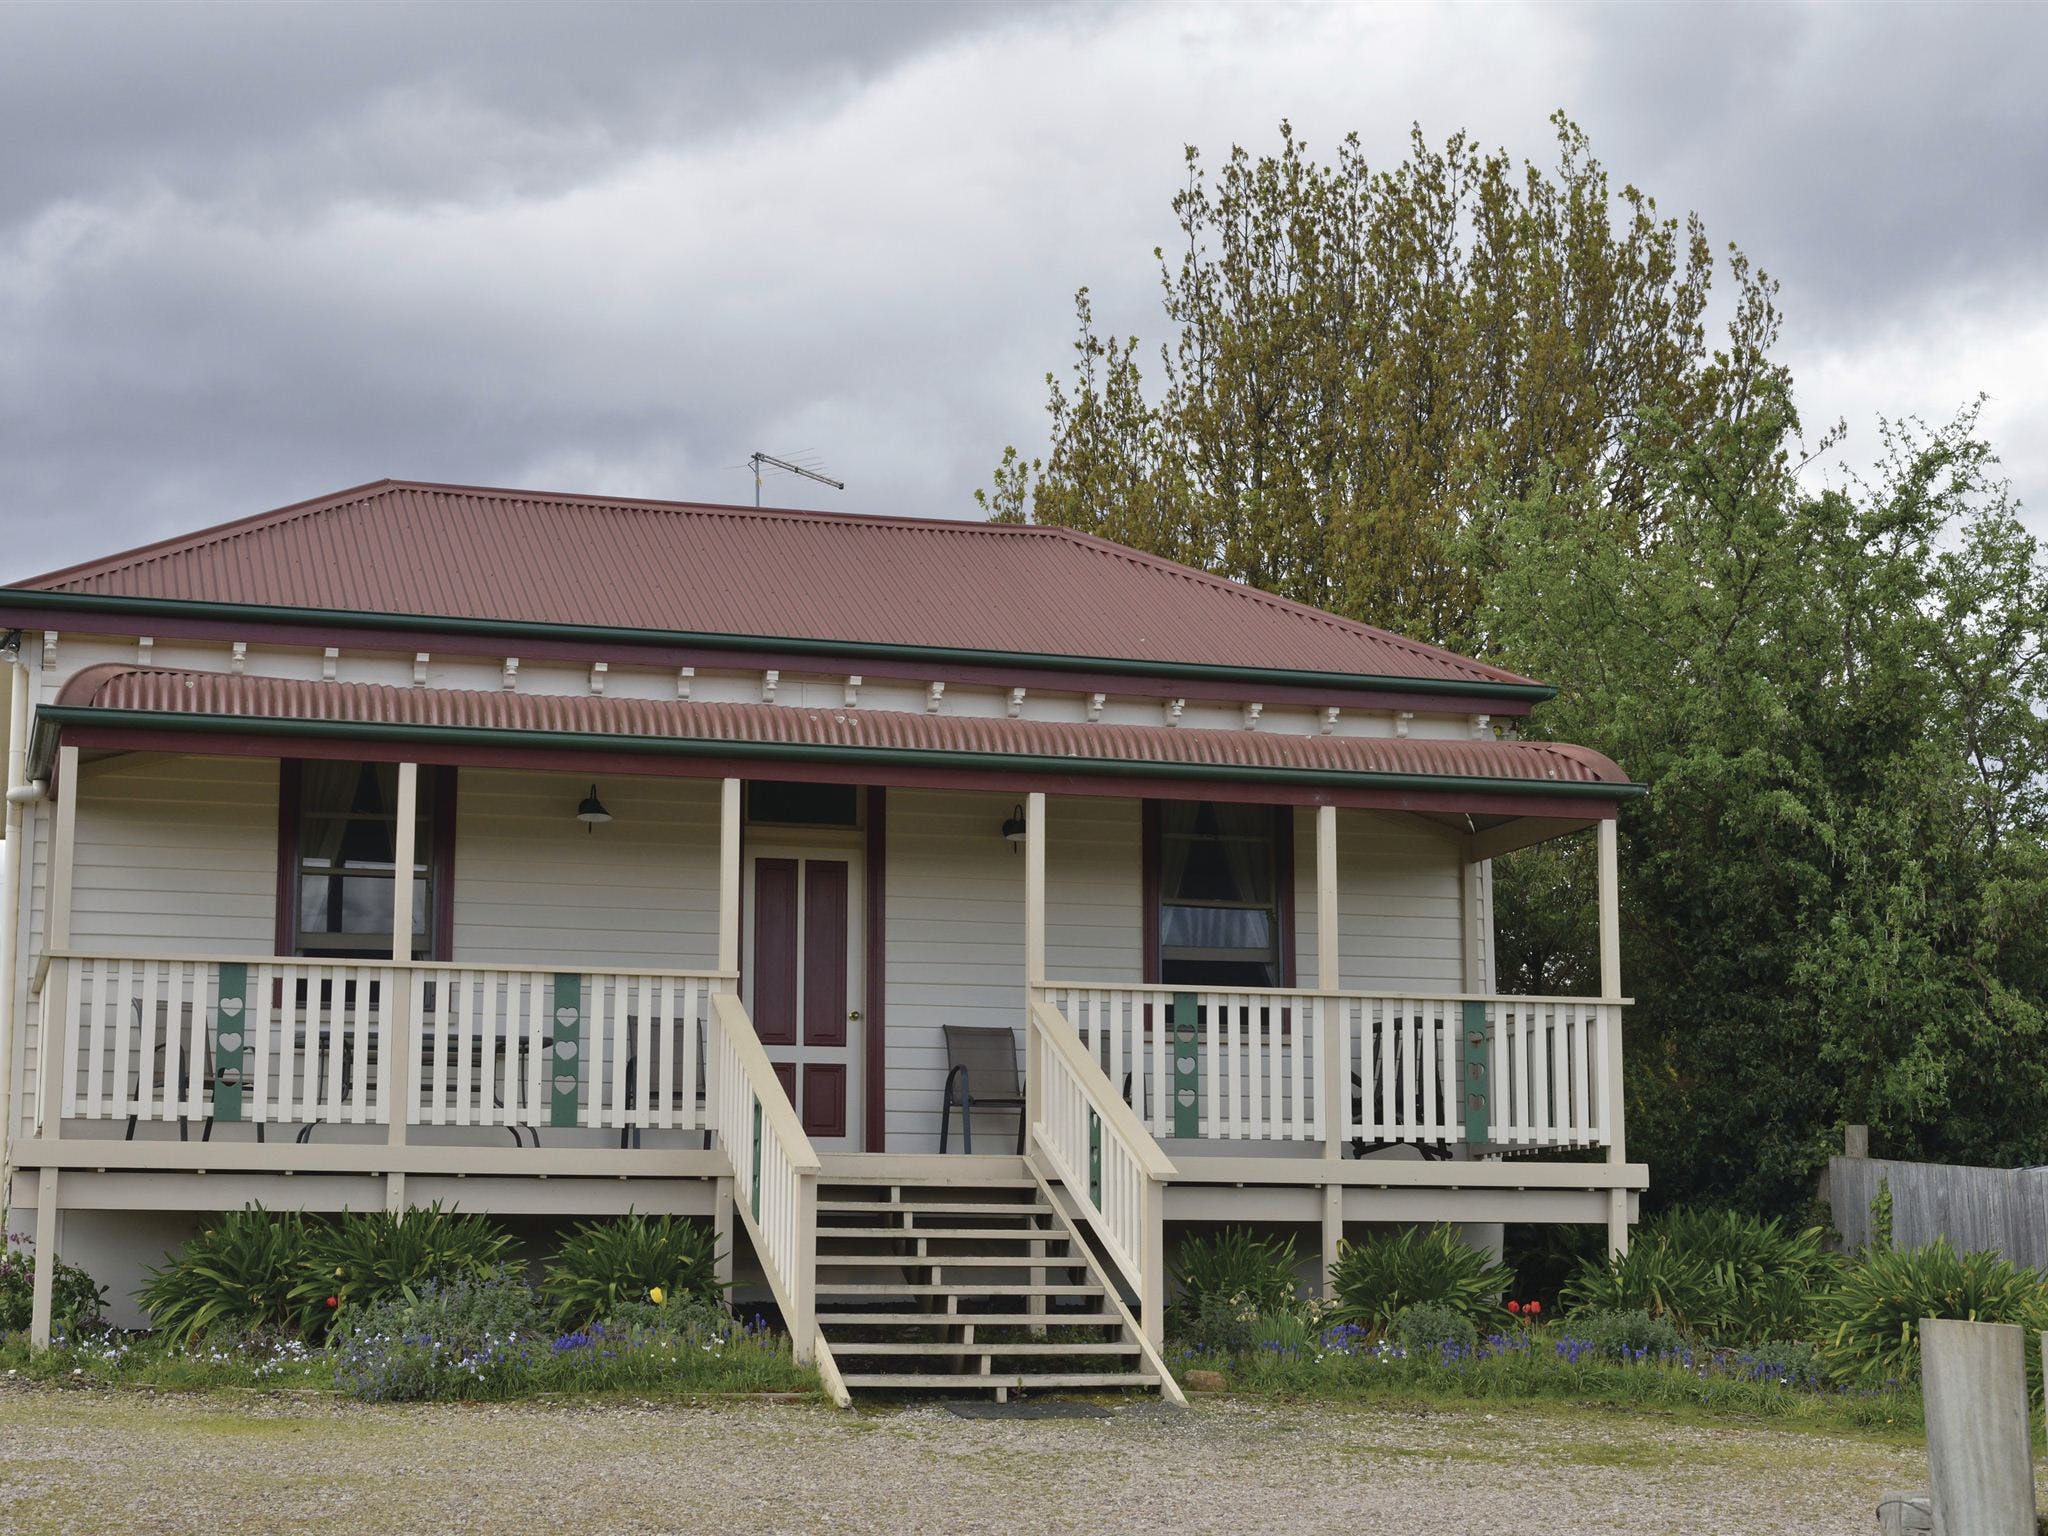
[285,762,441,959]
[1151,802,1291,987]
[746,781,860,828]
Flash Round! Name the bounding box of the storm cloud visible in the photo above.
[4,1,2043,578]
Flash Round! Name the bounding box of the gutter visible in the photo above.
[30,704,1646,802]
[0,588,1558,705]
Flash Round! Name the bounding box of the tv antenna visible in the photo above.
[749,451,845,507]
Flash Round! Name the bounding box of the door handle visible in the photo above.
[848,1011,862,1021]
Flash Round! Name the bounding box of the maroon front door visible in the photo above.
[745,850,862,1147]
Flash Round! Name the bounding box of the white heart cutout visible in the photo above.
[555,1006,579,1026]
[1177,1088,1196,1107]
[1176,1057,1195,1075]
[553,1074,579,1096]
[553,1040,577,1060]
[219,997,244,1017]
[216,1032,243,1055]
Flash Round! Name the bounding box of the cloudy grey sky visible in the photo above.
[4,1,2045,580]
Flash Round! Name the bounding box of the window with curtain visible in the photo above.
[293,762,434,958]
[1157,802,1283,986]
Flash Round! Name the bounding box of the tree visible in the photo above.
[982,115,1778,645]
[1477,384,2048,1212]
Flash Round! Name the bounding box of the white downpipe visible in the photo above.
[0,656,32,1213]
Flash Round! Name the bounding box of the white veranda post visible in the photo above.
[384,763,419,1209]
[713,777,740,1286]
[1598,816,1628,1256]
[30,742,79,1347]
[1315,804,1342,1297]
[1023,791,1046,1132]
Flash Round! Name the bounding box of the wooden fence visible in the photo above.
[1827,1156,2048,1268]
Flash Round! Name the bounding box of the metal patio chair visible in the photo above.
[939,1024,1026,1155]
[1349,1011,1453,1161]
[620,1015,714,1151]
[123,998,258,1143]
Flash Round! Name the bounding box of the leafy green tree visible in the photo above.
[1477,383,2048,1212]
[983,115,1778,644]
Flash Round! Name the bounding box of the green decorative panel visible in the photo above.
[1088,1108,1103,1206]
[1461,1001,1490,1145]
[550,973,583,1129]
[751,1098,764,1222]
[213,962,247,1123]
[1171,993,1200,1139]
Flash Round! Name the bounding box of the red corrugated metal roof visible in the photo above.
[14,480,1539,690]
[51,665,1627,786]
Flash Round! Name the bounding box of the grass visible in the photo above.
[0,1322,819,1403]
[1170,1322,1931,1443]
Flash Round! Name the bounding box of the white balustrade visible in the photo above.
[1027,998,1176,1295]
[1038,982,1618,1152]
[57,953,389,1127]
[1041,984,1324,1142]
[45,950,724,1135]
[412,967,716,1131]
[710,991,821,1360]
[1482,998,1615,1149]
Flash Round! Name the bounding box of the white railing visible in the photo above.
[1042,984,1326,1142]
[1479,997,1616,1149]
[411,966,718,1133]
[710,991,822,1364]
[1026,998,1176,1297]
[53,954,390,1127]
[1037,983,1619,1152]
[41,950,727,1134]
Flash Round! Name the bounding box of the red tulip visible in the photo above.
[1528,1301,1542,1316]
[1506,1300,1520,1314]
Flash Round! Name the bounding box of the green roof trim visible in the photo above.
[33,703,1644,802]
[0,588,1558,703]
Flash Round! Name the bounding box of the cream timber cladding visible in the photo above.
[453,770,720,970]
[883,789,1025,1153]
[70,755,277,955]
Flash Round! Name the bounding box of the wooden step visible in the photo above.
[819,1182,1041,1198]
[813,1311,1123,1328]
[815,1282,1104,1298]
[818,1199,1050,1217]
[815,1187,1040,1196]
[838,1372,1160,1390]
[824,1341,1141,1357]
[818,1225,1064,1241]
[823,1253,1082,1270]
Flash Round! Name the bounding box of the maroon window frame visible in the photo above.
[275,760,456,960]
[1141,800,1295,988]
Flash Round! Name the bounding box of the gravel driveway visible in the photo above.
[0,1386,1933,1534]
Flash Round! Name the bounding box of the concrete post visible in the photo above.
[711,1175,735,1288]
[1922,1318,2035,1536]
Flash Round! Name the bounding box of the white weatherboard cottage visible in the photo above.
[0,481,1645,1402]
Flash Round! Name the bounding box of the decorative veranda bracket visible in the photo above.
[213,961,247,1122]
[551,973,583,1128]
[1461,1000,1490,1145]
[1172,993,1200,1139]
